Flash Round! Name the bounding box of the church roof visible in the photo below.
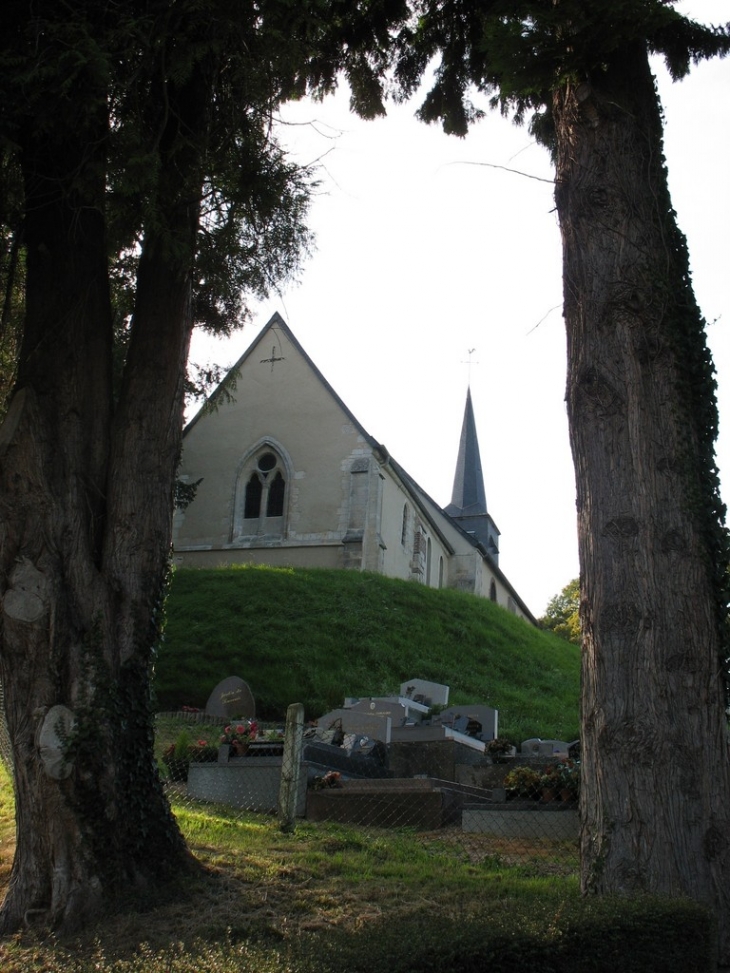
[444,387,487,518]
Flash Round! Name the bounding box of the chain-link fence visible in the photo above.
[156,706,580,872]
[0,698,580,874]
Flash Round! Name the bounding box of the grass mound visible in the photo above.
[156,565,579,741]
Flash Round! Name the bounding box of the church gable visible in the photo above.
[175,315,381,563]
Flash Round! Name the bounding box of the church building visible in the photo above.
[173,313,535,623]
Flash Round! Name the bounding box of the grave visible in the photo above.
[347,696,430,726]
[399,678,449,707]
[187,752,307,815]
[306,776,500,830]
[462,803,578,840]
[521,738,570,757]
[432,704,498,742]
[205,676,256,720]
[314,706,393,745]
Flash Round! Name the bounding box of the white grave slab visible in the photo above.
[400,678,450,707]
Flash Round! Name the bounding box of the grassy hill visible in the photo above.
[156,565,580,743]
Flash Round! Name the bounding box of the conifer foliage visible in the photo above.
[0,0,408,934]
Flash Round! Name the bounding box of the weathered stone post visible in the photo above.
[278,702,305,833]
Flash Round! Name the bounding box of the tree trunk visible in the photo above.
[553,42,730,962]
[0,61,201,935]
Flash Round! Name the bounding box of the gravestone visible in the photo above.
[206,676,256,720]
[315,706,393,745]
[433,705,498,741]
[348,698,416,730]
[521,738,570,756]
[375,696,430,722]
[400,678,450,708]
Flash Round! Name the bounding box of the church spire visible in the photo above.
[444,387,501,563]
[447,386,487,516]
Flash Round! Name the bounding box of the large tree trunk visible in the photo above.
[0,58,201,935]
[553,42,730,962]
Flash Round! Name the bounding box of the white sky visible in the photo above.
[188,1,730,616]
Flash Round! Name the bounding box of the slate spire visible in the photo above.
[444,387,500,563]
[447,386,487,516]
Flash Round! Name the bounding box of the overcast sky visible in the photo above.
[189,1,730,616]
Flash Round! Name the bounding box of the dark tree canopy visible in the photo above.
[0,0,410,934]
[394,0,730,140]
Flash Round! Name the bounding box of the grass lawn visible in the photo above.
[0,762,715,973]
[0,763,580,971]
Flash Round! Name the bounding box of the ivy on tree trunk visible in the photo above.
[554,40,730,947]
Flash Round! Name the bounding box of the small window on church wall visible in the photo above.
[489,579,497,602]
[266,470,285,517]
[244,474,263,519]
[438,557,444,589]
[401,504,409,546]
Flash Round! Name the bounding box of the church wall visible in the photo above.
[174,326,372,554]
[378,472,451,588]
[173,544,343,571]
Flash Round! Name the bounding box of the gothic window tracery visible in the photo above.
[233,444,289,540]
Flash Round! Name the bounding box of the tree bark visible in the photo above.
[0,56,201,935]
[553,42,730,962]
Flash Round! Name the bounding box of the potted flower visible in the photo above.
[556,759,580,802]
[162,729,191,781]
[220,719,258,756]
[485,737,516,763]
[539,766,563,803]
[503,765,541,800]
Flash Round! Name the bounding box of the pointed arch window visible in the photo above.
[244,474,263,519]
[266,470,285,517]
[489,579,497,602]
[233,445,289,540]
[401,504,409,546]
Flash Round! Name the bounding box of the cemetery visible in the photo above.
[181,674,580,838]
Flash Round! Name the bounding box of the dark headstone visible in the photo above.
[206,676,256,720]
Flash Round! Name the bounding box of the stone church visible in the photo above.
[173,313,534,623]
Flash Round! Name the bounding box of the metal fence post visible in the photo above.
[278,702,305,833]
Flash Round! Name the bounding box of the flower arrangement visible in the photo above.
[539,765,563,790]
[556,759,580,798]
[539,759,580,799]
[312,770,343,790]
[485,737,516,761]
[162,730,217,781]
[221,719,258,754]
[503,765,541,799]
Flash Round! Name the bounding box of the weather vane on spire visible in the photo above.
[461,348,479,386]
